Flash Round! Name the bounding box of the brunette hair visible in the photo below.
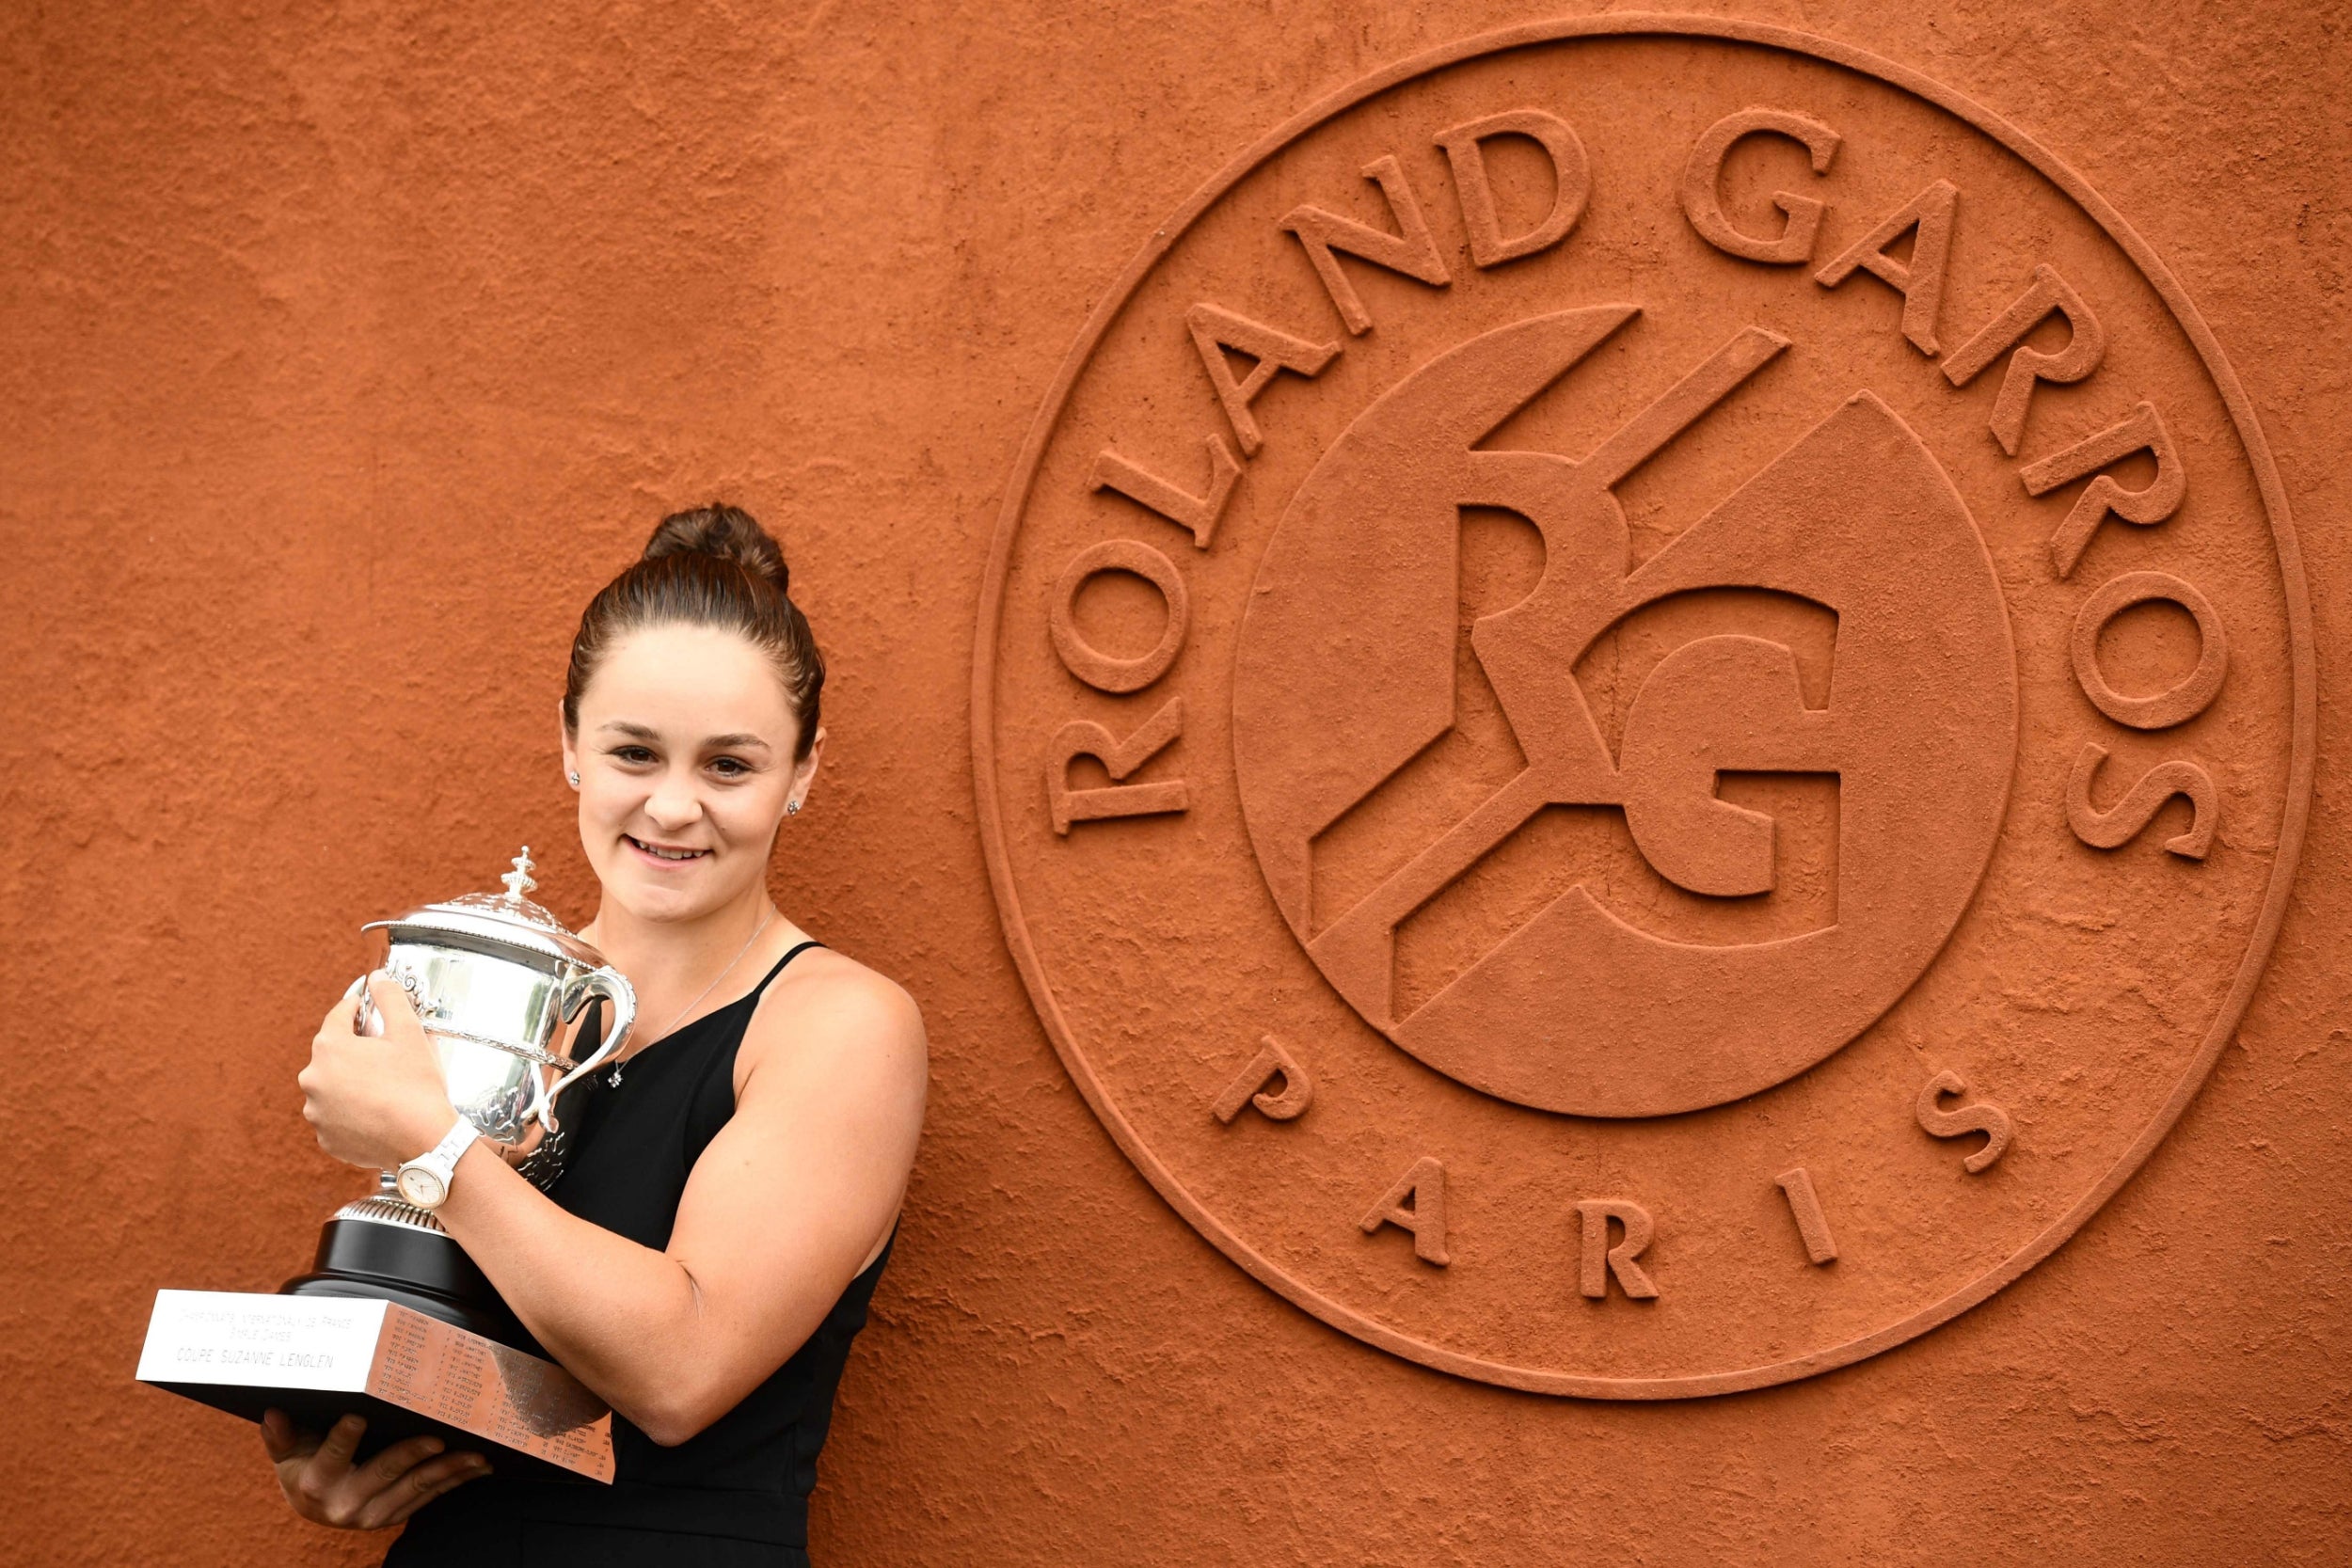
[564,504,826,758]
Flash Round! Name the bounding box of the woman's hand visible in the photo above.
[298,974,457,1170]
[261,1410,490,1529]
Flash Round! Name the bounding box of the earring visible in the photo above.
[786,800,802,816]
[566,771,580,787]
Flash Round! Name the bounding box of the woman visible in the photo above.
[263,505,928,1565]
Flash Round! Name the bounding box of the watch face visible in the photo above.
[396,1164,446,1210]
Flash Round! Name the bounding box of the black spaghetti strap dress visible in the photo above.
[385,942,892,1567]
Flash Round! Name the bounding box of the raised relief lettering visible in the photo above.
[985,23,2310,1402]
[1280,156,1452,335]
[1940,264,2107,456]
[1813,179,1959,354]
[2070,570,2228,729]
[1210,1034,1314,1123]
[1915,1070,2012,1173]
[1090,436,1243,549]
[1773,1167,1839,1265]
[1185,303,1341,456]
[1048,697,1189,834]
[1359,1155,1449,1265]
[1435,108,1590,267]
[1576,1200,1659,1300]
[2067,741,2217,859]
[2021,402,2187,578]
[1679,107,1841,264]
[1616,633,1829,897]
[1050,539,1190,693]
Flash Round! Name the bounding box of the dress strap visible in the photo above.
[749,940,825,1000]
[671,940,827,1104]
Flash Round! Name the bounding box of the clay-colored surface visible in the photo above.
[4,3,2349,1563]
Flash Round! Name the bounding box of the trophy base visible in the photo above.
[138,1289,612,1483]
[281,1198,536,1354]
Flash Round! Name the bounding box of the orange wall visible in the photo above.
[4,3,2348,1563]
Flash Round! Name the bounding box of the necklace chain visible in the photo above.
[607,910,774,1087]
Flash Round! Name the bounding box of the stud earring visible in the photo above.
[566,770,580,787]
[785,800,802,816]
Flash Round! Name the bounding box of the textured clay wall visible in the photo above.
[4,3,2348,1563]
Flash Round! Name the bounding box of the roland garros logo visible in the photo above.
[974,20,2311,1396]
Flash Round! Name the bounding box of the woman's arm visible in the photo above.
[300,958,927,1446]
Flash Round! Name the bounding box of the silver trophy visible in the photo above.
[282,849,636,1345]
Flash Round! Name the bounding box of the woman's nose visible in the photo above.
[644,773,704,830]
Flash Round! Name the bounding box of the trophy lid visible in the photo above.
[362,847,609,969]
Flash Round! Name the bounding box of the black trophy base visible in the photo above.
[282,1211,539,1355]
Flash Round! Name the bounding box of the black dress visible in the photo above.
[387,942,891,1567]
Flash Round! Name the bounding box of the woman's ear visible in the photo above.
[559,698,580,789]
[788,726,827,811]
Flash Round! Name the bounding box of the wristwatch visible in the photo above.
[394,1117,481,1212]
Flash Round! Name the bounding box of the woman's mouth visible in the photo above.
[626,834,709,865]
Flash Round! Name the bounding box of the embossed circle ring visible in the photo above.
[973,18,2312,1397]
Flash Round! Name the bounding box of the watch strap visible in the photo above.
[423,1116,480,1172]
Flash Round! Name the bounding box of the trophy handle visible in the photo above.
[350,969,425,1037]
[350,974,382,1037]
[551,966,637,1098]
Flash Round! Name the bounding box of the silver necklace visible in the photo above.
[607,910,774,1087]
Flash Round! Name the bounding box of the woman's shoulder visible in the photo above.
[741,940,927,1083]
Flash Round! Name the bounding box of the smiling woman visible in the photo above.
[277,506,929,1567]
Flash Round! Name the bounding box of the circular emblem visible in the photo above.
[975,19,2311,1396]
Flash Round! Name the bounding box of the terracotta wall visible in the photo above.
[4,2,2347,1562]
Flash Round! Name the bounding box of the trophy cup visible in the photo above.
[135,849,635,1481]
[280,847,636,1342]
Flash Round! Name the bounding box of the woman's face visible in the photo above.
[561,623,820,925]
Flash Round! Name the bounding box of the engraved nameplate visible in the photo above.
[136,1290,614,1482]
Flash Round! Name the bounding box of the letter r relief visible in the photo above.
[2023,402,2186,578]
[1576,1200,1659,1299]
[1941,263,2106,456]
[1047,698,1188,834]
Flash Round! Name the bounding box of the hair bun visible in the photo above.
[643,503,790,598]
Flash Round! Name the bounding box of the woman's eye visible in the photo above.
[709,757,749,778]
[612,746,657,765]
